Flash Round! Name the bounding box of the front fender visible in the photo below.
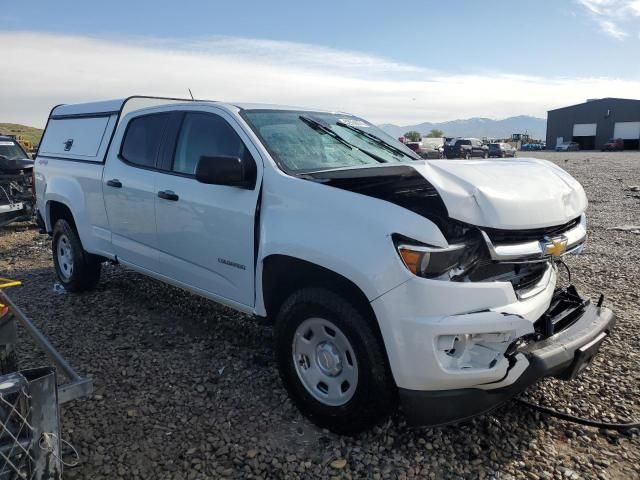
[254,168,448,315]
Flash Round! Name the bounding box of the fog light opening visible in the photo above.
[436,332,516,371]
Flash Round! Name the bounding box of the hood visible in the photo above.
[0,157,33,173]
[412,158,587,229]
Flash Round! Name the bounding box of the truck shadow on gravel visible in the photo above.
[1,262,558,478]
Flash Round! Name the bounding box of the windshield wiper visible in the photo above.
[336,121,419,160]
[299,116,386,163]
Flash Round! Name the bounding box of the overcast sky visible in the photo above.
[2,0,640,127]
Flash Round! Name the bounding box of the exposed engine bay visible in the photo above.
[0,139,35,227]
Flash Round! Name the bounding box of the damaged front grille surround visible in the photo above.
[479,214,587,264]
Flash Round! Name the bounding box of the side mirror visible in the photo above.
[195,155,256,189]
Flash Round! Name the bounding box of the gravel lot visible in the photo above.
[1,151,639,479]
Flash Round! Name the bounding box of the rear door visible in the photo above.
[472,139,482,157]
[102,112,170,272]
[154,108,262,308]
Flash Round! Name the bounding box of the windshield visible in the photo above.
[242,110,418,173]
[0,141,28,161]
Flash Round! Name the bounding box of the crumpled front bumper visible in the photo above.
[398,299,615,427]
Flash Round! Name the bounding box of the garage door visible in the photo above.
[613,122,640,139]
[573,123,597,136]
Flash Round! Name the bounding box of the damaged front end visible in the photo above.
[399,258,616,427]
[400,284,615,426]
[307,162,614,425]
[377,185,615,425]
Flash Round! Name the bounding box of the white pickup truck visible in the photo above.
[34,96,614,433]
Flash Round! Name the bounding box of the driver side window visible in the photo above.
[173,112,248,175]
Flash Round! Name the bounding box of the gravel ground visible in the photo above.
[0,151,639,479]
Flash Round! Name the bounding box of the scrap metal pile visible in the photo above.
[0,278,92,479]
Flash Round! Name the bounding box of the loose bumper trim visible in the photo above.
[399,300,615,427]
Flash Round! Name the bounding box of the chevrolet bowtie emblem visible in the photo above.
[543,236,569,257]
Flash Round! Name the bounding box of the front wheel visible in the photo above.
[52,219,102,292]
[275,288,396,434]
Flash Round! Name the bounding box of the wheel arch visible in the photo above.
[262,254,397,395]
[260,255,377,327]
[47,200,77,233]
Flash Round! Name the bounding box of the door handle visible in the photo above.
[106,179,122,188]
[157,190,179,201]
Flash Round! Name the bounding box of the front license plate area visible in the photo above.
[566,332,607,380]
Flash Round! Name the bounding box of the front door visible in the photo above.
[103,112,171,272]
[154,109,261,307]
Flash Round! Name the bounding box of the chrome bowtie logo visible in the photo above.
[542,236,569,257]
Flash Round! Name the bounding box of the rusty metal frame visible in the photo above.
[0,282,93,404]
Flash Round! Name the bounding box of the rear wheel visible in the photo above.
[52,219,101,292]
[275,288,396,434]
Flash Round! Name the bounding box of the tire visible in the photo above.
[274,288,396,434]
[52,219,101,292]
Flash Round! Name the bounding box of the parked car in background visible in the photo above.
[443,138,488,159]
[556,141,580,152]
[601,138,624,151]
[521,143,544,151]
[420,143,444,159]
[488,143,517,158]
[405,141,443,159]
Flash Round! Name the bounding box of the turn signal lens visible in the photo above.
[398,247,430,276]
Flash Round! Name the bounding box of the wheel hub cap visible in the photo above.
[292,317,358,406]
[56,234,74,280]
[315,341,342,377]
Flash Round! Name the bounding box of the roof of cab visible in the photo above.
[50,96,349,118]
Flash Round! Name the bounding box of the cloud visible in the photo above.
[2,31,640,127]
[575,0,640,38]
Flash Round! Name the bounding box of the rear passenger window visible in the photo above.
[173,112,248,175]
[120,114,168,168]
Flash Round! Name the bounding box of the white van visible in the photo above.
[34,96,614,433]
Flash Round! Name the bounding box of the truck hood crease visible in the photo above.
[412,158,588,229]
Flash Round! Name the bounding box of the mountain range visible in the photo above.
[379,115,546,140]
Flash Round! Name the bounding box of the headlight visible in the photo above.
[394,235,482,279]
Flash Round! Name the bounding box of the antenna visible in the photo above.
[188,88,195,101]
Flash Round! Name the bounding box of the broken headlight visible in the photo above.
[393,234,482,279]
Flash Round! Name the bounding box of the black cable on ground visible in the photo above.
[515,398,640,432]
[555,259,571,284]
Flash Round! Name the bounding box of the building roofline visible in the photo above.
[547,97,640,113]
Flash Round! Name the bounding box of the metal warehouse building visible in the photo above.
[546,98,640,150]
